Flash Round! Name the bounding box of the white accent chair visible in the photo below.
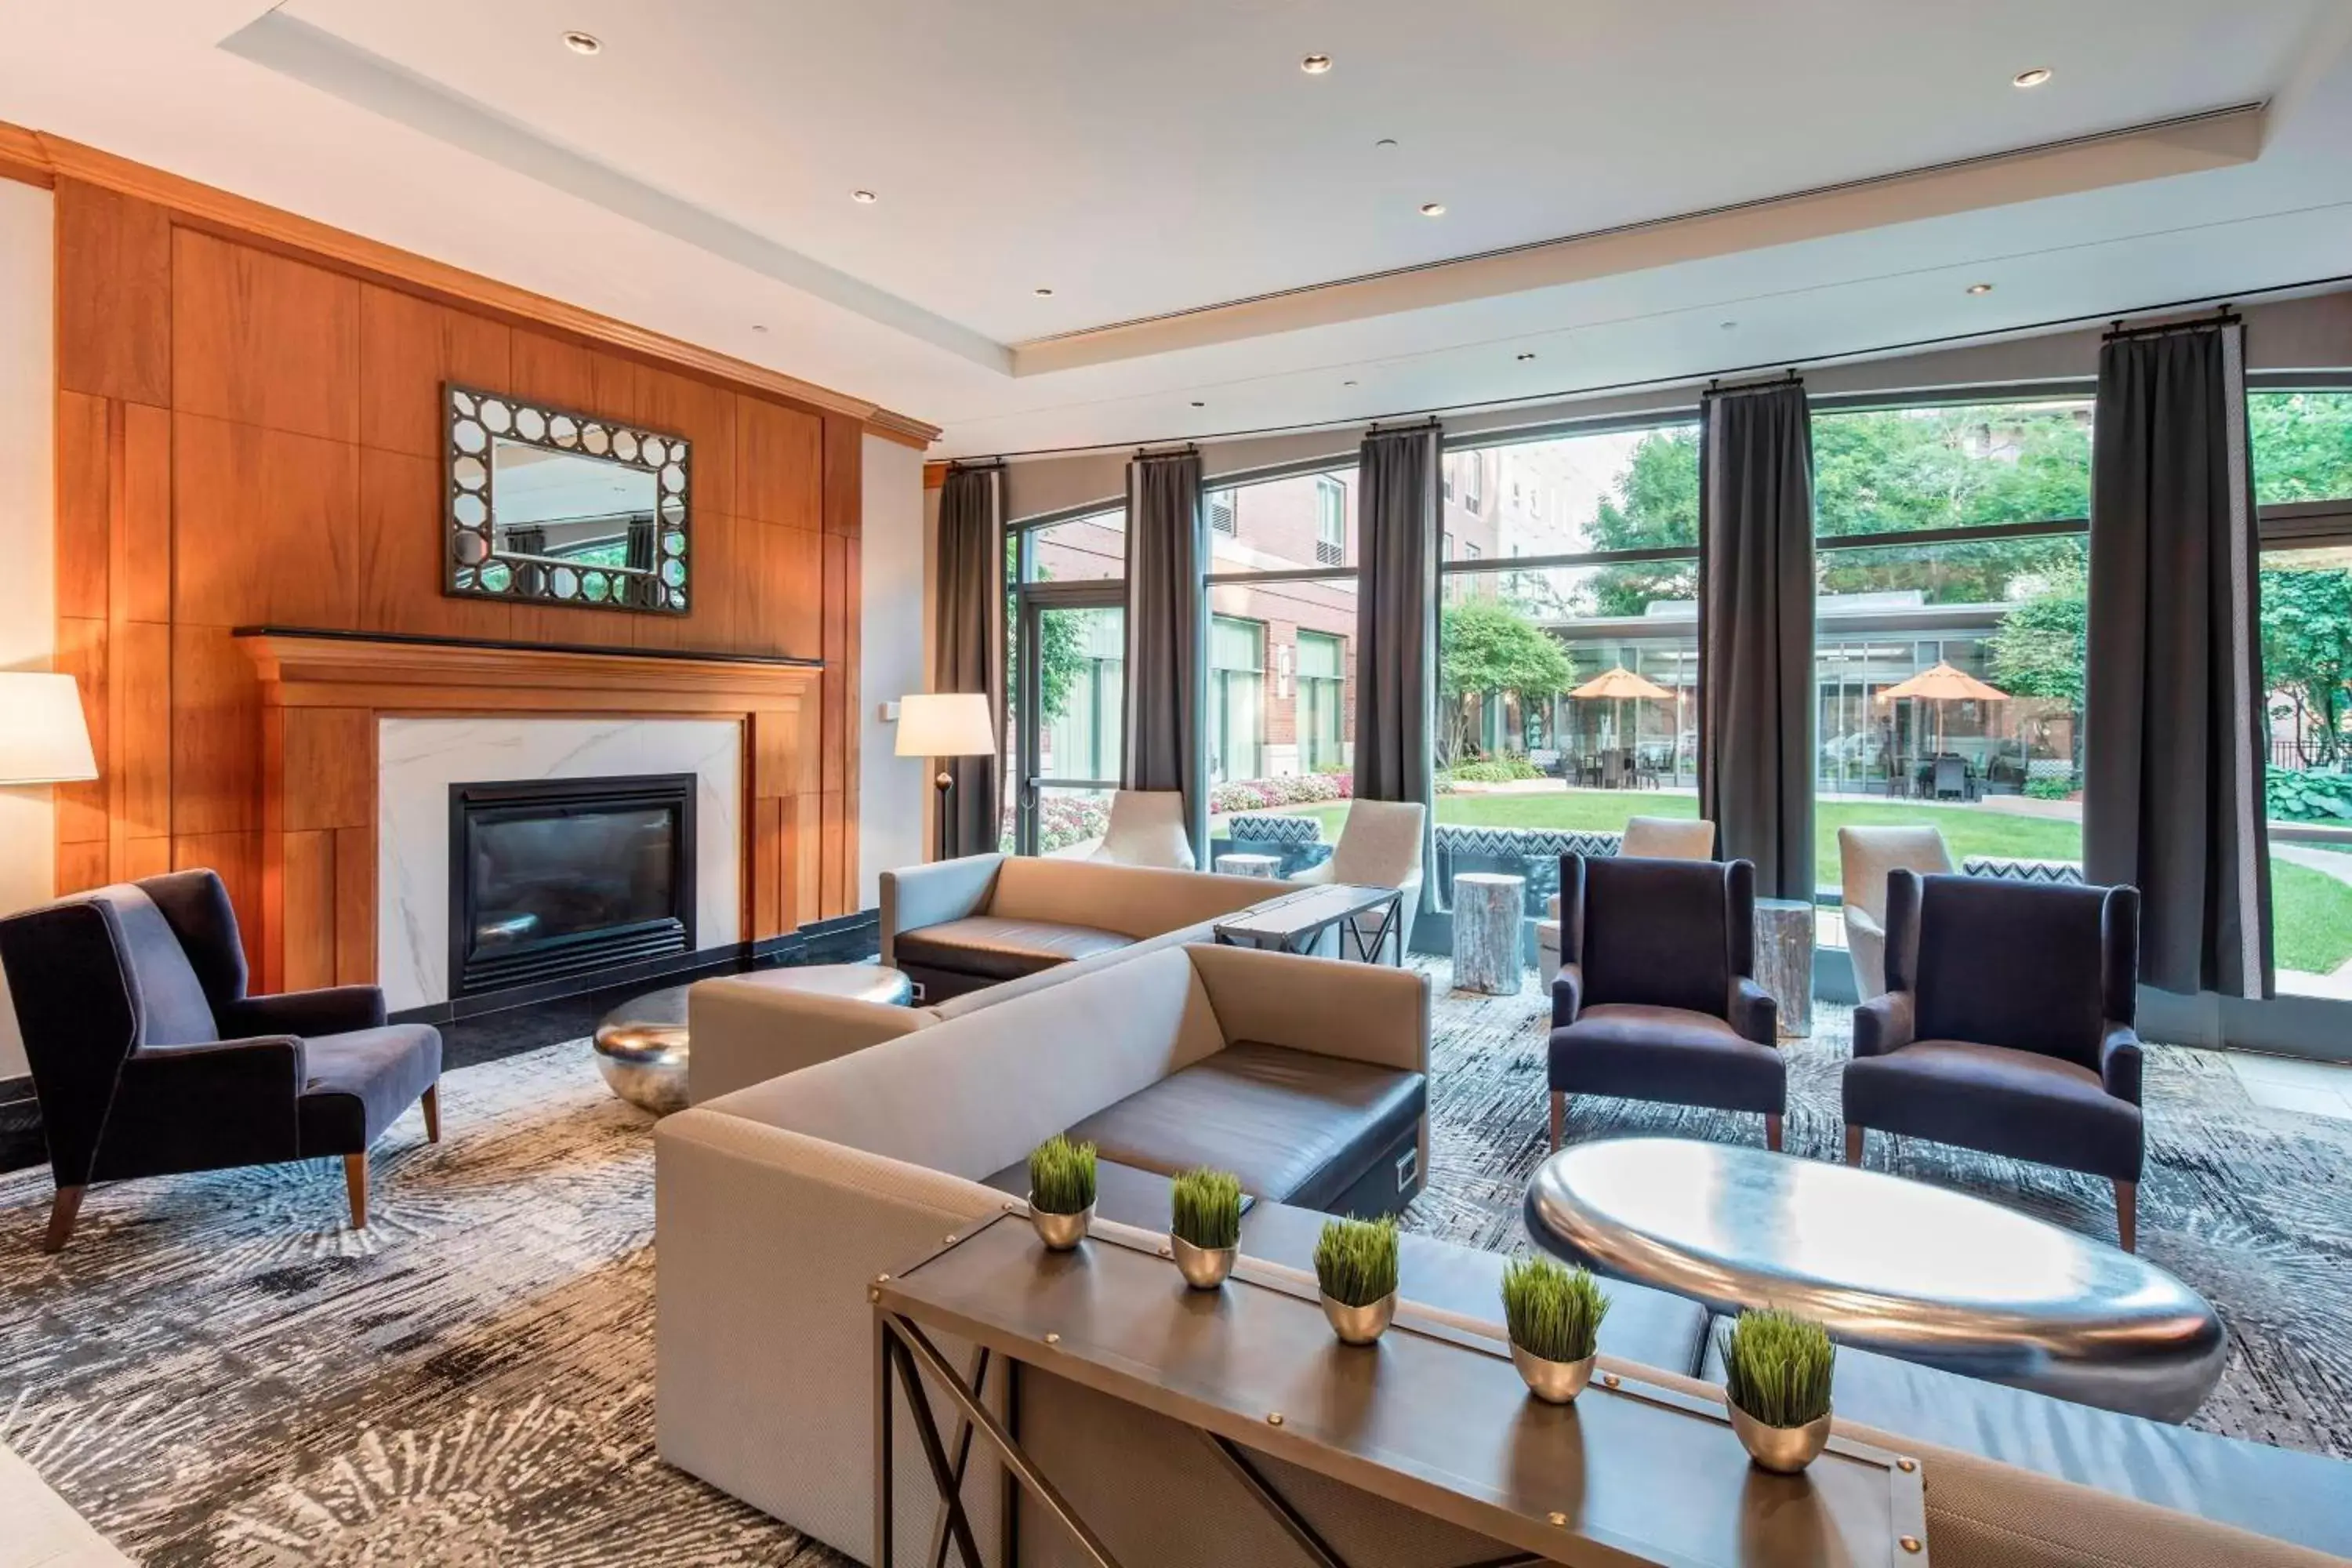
[1838,824,1953,999]
[1294,799,1425,958]
[1090,789,1195,870]
[1620,815,1718,860]
[1539,817,1717,985]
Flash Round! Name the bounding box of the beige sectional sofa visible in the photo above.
[657,942,1431,1558]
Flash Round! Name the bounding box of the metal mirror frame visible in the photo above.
[442,382,693,615]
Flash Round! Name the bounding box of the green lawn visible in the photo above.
[1237,789,2352,975]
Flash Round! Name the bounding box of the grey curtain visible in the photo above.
[1125,449,1207,858]
[1354,424,1438,806]
[934,464,1004,858]
[1698,380,1816,901]
[2084,321,2271,997]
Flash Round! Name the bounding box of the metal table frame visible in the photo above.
[1210,885,1405,965]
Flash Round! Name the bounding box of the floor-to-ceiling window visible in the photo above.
[2252,387,2352,996]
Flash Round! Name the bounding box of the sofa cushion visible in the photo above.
[1235,1199,1712,1375]
[1067,1041,1425,1213]
[1699,1319,2352,1560]
[1844,1038,2142,1180]
[1549,1004,1784,1115]
[295,1022,442,1153]
[892,915,1131,982]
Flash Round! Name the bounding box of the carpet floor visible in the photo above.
[2,968,2347,1563]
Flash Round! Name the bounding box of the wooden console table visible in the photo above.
[873,1213,1927,1567]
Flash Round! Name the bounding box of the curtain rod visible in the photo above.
[956,267,2350,464]
[1705,368,1802,397]
[1131,442,1200,459]
[2103,307,2242,343]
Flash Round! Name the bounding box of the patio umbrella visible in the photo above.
[1875,661,2009,763]
[1571,666,1672,768]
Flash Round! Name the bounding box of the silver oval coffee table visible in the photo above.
[1525,1136,2225,1421]
[593,963,912,1114]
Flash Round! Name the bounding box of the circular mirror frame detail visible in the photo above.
[443,383,692,616]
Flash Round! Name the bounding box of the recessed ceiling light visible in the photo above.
[1374,138,1398,150]
[751,324,769,334]
[1419,202,1446,218]
[561,30,601,55]
[1515,352,1537,362]
[1301,54,1333,74]
[1720,320,1739,330]
[1343,379,1359,387]
[2013,67,2053,89]
[1033,286,1054,297]
[851,190,878,205]
[1190,400,1207,408]
[1966,281,1994,295]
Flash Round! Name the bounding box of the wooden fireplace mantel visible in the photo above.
[234,629,829,996]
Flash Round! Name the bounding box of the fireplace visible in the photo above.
[448,775,697,996]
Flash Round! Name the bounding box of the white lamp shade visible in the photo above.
[895,692,996,757]
[0,673,98,785]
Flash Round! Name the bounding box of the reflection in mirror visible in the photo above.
[445,384,691,615]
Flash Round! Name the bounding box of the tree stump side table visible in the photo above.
[1752,896,1814,1038]
[1451,871,1526,995]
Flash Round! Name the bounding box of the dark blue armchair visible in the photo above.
[1843,870,2143,1250]
[0,869,442,1250]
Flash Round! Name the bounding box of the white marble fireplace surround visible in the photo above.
[378,717,743,1012]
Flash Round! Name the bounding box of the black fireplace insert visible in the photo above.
[448,775,696,996]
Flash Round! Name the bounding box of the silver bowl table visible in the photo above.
[592,962,913,1114]
[1524,1136,2225,1422]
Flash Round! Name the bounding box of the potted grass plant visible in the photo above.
[1719,1308,1836,1473]
[1314,1216,1399,1345]
[1026,1134,1097,1251]
[1500,1257,1610,1403]
[1169,1167,1243,1289]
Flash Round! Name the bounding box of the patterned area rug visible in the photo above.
[2,968,2348,1563]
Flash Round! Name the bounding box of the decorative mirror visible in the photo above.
[443,384,691,614]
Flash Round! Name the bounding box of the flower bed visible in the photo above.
[1209,772,1353,814]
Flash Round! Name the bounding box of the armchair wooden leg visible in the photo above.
[422,1083,441,1144]
[42,1186,85,1254]
[1764,1114,1784,1154]
[1548,1091,1566,1152]
[2114,1180,2136,1253]
[1844,1125,1865,1167]
[343,1154,368,1230]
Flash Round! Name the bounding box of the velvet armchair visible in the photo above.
[0,869,443,1251]
[1843,870,2144,1250]
[1548,854,1784,1152]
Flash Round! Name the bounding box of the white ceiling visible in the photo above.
[6,1,2352,457]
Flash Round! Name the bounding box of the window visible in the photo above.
[1461,540,1482,561]
[1297,632,1346,772]
[1208,489,1237,535]
[1315,476,1345,565]
[1022,508,1126,583]
[1208,615,1265,786]
[1465,460,1483,513]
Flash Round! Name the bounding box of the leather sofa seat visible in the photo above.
[1066,1042,1426,1214]
[1547,1003,1784,1116]
[1845,1038,2143,1181]
[891,915,1130,984]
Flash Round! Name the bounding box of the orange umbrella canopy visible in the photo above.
[1571,666,1673,702]
[1876,662,2008,704]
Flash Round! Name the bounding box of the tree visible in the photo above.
[2260,566,2352,766]
[1587,427,1700,615]
[1439,600,1574,762]
[1004,537,1092,726]
[2251,393,2352,506]
[1986,567,2087,706]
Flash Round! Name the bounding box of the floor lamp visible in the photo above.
[894,693,996,861]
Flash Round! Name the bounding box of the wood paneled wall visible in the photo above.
[52,176,865,982]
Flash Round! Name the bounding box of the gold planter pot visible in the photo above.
[1320,1290,1397,1345]
[1727,1405,1833,1474]
[1028,1199,1094,1252]
[1170,1235,1236,1289]
[1511,1344,1598,1403]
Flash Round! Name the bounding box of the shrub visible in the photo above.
[2267,765,2352,822]
[1209,771,1354,814]
[1500,1256,1610,1363]
[1719,1308,1835,1428]
[1027,1135,1097,1216]
[1441,757,1544,785]
[1034,795,1110,853]
[2024,775,2076,800]
[1313,1215,1399,1307]
[1170,1167,1243,1250]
